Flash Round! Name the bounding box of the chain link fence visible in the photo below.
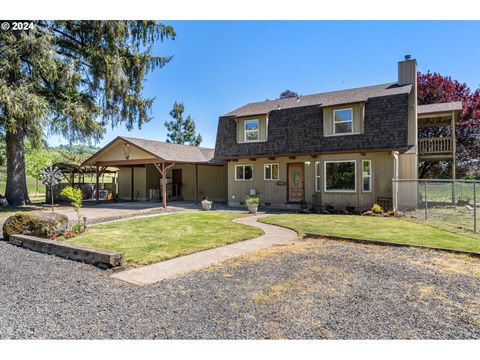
[393,179,478,232]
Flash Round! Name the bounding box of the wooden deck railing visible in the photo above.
[418,137,452,156]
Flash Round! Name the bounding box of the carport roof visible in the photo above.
[82,136,220,165]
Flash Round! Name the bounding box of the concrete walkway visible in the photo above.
[111,214,298,286]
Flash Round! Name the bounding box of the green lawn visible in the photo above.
[260,214,480,253]
[67,211,263,265]
[0,174,46,195]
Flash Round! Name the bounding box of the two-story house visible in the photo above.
[83,56,461,212]
[214,56,462,210]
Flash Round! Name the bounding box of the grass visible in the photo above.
[0,174,45,195]
[259,214,480,253]
[67,211,263,265]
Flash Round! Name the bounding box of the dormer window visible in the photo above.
[333,108,353,134]
[244,119,260,142]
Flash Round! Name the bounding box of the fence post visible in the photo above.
[474,182,477,233]
[424,180,428,220]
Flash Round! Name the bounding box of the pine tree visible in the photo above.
[165,102,202,146]
[0,21,175,205]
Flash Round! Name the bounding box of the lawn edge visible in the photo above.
[257,217,301,236]
[304,232,480,259]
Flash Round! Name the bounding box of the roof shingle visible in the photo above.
[224,82,412,117]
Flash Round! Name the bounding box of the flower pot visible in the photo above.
[247,204,258,214]
[201,200,212,211]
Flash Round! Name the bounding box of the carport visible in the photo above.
[82,136,227,208]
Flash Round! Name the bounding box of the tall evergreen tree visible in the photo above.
[165,101,202,146]
[0,21,175,205]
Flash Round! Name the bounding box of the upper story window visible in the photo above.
[244,119,260,142]
[333,108,353,134]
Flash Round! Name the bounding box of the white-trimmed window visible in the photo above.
[324,160,356,192]
[244,119,260,142]
[362,160,372,192]
[264,163,279,181]
[333,108,353,134]
[315,161,321,192]
[235,164,253,181]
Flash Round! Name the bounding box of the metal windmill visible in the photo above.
[40,165,63,212]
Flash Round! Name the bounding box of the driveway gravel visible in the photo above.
[1,238,480,339]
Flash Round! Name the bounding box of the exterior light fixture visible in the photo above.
[305,161,311,166]
[122,143,131,160]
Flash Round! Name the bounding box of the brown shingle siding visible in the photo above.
[214,93,410,158]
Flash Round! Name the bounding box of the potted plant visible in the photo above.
[201,197,212,211]
[245,196,260,214]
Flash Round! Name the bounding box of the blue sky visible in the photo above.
[49,21,480,148]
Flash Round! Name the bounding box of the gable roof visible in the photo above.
[417,101,463,115]
[83,136,219,165]
[224,82,412,117]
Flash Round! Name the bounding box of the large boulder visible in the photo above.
[2,211,68,241]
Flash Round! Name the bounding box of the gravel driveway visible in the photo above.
[1,238,480,339]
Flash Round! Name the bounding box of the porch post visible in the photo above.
[131,166,134,201]
[195,164,199,204]
[162,162,167,208]
[95,165,100,202]
[452,111,457,206]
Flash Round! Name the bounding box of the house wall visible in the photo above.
[117,166,147,201]
[396,152,419,210]
[227,151,394,210]
[94,141,155,162]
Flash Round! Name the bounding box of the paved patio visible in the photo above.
[111,214,298,285]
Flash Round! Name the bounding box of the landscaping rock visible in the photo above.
[2,211,68,241]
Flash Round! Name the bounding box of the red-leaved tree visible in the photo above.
[417,72,480,178]
[278,90,299,99]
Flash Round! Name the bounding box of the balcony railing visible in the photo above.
[418,137,452,156]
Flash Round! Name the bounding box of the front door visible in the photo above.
[172,169,182,198]
[288,163,304,202]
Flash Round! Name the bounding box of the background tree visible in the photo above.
[0,21,175,205]
[165,101,202,146]
[417,71,480,178]
[278,89,299,99]
[25,141,52,196]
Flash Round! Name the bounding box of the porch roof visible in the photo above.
[418,101,463,115]
[82,136,221,166]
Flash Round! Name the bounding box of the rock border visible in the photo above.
[304,232,480,259]
[8,234,124,269]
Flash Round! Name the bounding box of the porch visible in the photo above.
[417,101,463,178]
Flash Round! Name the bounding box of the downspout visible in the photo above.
[392,151,399,212]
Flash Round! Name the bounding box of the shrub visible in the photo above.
[371,203,383,214]
[244,196,260,205]
[71,224,83,233]
[387,209,396,216]
[60,186,83,227]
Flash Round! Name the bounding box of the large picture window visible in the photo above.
[333,108,353,134]
[264,163,279,180]
[244,119,260,141]
[235,164,253,181]
[362,160,372,192]
[324,160,356,192]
